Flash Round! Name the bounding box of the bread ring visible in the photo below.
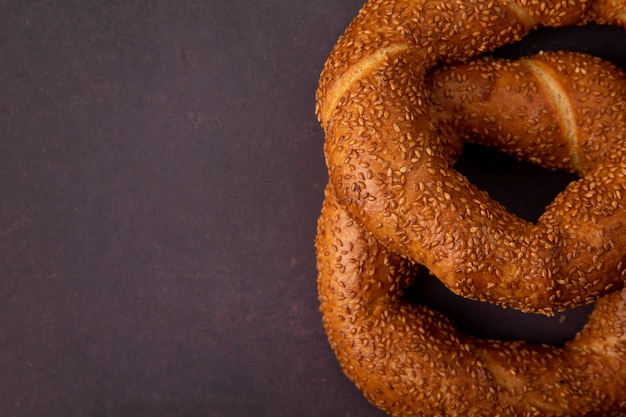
[316,185,626,417]
[425,49,626,313]
[316,0,626,314]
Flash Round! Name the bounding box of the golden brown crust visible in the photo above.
[590,0,626,25]
[316,185,626,417]
[425,51,626,312]
[430,51,626,174]
[316,0,626,313]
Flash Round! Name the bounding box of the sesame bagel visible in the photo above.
[316,0,626,314]
[425,49,626,313]
[316,185,626,417]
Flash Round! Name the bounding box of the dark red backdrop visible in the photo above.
[1,2,624,416]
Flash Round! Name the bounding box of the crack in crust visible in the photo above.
[521,58,581,172]
[317,44,412,125]
[500,0,539,26]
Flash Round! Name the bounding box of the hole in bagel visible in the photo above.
[403,270,594,346]
[403,143,592,347]
[453,143,578,223]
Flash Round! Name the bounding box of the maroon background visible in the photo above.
[1,2,624,416]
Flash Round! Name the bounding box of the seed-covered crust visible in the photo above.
[316,185,626,416]
[423,50,626,313]
[316,0,626,314]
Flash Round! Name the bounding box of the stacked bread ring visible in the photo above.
[315,0,626,416]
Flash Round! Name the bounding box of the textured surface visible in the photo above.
[317,186,626,416]
[0,1,625,417]
[317,0,626,314]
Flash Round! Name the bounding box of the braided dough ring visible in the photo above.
[316,0,626,314]
[316,185,626,417]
